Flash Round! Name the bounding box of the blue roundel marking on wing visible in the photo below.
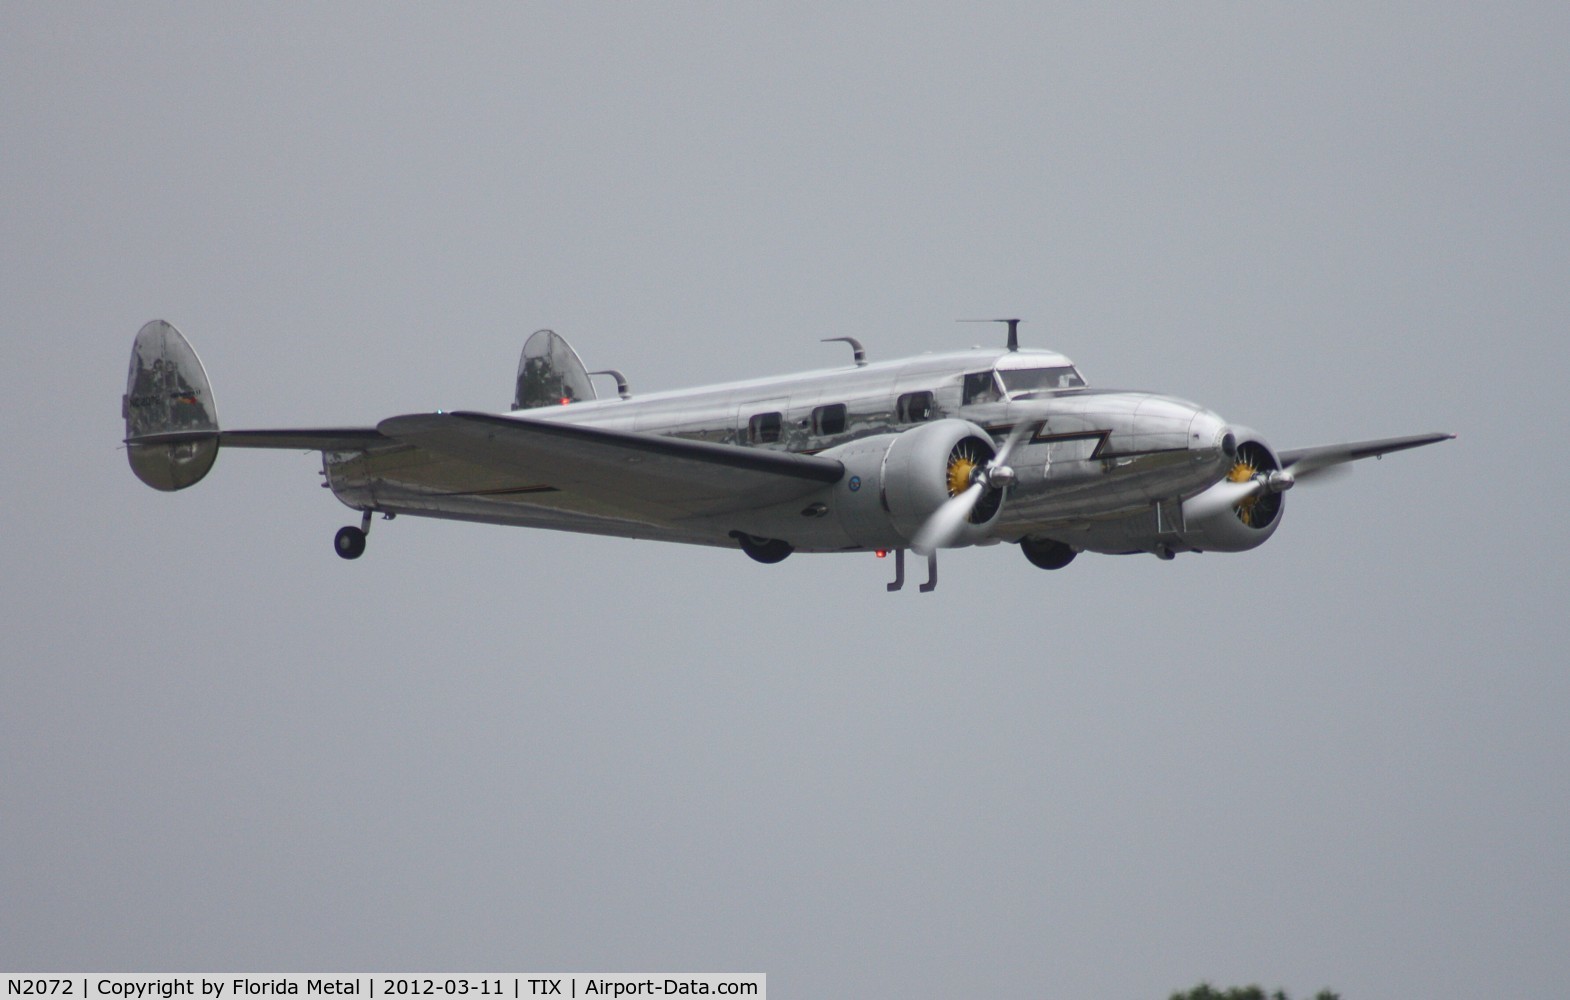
[849,476,862,492]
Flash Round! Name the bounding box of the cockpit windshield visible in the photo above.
[998,366,1086,394]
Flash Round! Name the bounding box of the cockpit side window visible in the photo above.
[998,366,1087,394]
[963,371,1002,405]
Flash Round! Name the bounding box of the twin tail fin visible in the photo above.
[123,320,219,490]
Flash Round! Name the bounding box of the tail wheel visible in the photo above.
[946,436,1002,524]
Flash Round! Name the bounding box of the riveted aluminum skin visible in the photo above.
[993,393,1231,531]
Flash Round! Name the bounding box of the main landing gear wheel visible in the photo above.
[334,525,366,560]
[733,532,794,564]
[335,510,374,560]
[1020,536,1077,570]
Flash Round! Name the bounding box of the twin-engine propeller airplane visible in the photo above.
[124,319,1452,592]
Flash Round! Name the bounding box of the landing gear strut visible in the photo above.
[335,510,374,560]
[885,549,940,593]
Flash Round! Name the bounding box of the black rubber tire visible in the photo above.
[736,534,794,564]
[334,525,367,560]
[1020,536,1076,570]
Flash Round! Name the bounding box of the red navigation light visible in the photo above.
[875,549,887,559]
[559,397,571,406]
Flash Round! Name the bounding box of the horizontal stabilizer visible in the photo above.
[218,428,388,451]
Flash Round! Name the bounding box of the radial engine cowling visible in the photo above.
[1177,431,1286,552]
[821,419,1004,550]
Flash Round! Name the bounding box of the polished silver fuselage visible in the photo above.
[326,347,1233,555]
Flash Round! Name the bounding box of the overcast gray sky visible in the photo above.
[3,4,1567,997]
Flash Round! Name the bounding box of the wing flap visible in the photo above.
[377,410,843,519]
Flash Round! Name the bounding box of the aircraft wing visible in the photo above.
[376,410,844,519]
[1279,431,1455,478]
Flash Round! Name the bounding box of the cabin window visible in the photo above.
[896,391,934,423]
[812,403,847,436]
[963,371,1002,405]
[748,411,783,444]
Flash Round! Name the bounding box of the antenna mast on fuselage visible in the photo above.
[959,318,1022,352]
[821,336,868,367]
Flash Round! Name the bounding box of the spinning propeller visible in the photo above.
[1185,445,1361,525]
[1184,463,1296,522]
[911,419,1038,555]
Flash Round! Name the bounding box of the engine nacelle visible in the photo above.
[1176,430,1285,552]
[819,419,1003,550]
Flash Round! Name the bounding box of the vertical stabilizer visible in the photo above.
[513,329,596,410]
[123,320,220,490]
